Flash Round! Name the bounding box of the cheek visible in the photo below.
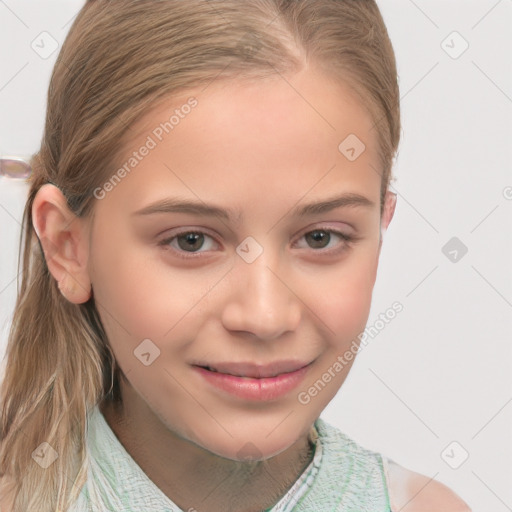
[306,248,378,328]
[319,284,373,345]
[294,253,378,410]
[89,229,168,338]
[89,232,219,344]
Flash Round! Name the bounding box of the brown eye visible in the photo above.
[176,232,205,252]
[305,230,331,249]
[293,227,356,254]
[158,230,219,257]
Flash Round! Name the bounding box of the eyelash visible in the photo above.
[157,227,359,260]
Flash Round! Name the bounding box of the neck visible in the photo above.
[99,395,316,512]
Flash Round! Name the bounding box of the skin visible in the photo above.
[24,66,470,511]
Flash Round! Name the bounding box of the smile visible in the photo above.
[192,360,313,401]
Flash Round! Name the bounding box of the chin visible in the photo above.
[188,420,310,464]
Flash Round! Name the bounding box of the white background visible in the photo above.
[0,1,511,510]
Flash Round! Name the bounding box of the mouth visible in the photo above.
[193,360,313,379]
[192,360,314,401]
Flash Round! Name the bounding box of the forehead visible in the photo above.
[100,67,381,215]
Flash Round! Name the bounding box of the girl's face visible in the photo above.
[87,67,395,460]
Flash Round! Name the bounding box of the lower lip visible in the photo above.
[193,365,310,401]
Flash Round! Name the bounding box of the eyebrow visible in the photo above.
[132,192,375,224]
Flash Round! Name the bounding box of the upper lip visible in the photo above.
[193,360,312,378]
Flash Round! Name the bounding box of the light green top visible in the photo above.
[71,405,392,511]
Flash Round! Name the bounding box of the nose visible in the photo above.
[221,252,302,341]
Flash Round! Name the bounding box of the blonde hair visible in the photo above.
[0,1,400,510]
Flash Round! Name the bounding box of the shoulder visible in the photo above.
[386,459,471,512]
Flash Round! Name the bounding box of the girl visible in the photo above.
[0,1,470,511]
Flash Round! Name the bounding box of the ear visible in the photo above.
[32,184,92,304]
[378,190,397,252]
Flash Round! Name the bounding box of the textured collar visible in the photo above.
[74,405,390,511]
[77,405,323,511]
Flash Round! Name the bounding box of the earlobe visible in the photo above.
[32,184,92,304]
